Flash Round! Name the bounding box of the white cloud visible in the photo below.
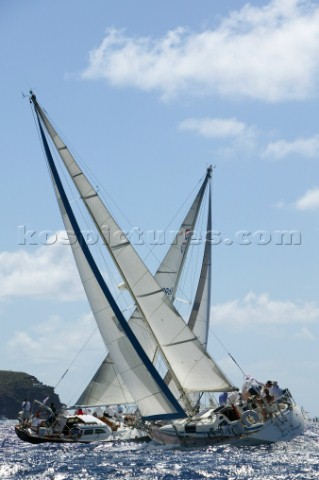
[82,0,319,102]
[179,117,248,138]
[178,117,258,158]
[273,186,319,211]
[264,135,319,159]
[294,187,319,210]
[6,313,106,401]
[212,292,319,333]
[6,313,99,364]
[0,231,84,301]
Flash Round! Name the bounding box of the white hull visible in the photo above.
[151,401,305,448]
[108,425,151,443]
[94,413,151,443]
[232,404,305,446]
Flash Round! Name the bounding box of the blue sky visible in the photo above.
[1,0,319,417]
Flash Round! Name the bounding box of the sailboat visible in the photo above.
[16,93,221,444]
[16,92,305,446]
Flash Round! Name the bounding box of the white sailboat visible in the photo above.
[17,92,305,447]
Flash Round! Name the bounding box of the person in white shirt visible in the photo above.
[94,406,103,418]
[104,405,115,418]
[241,376,263,400]
[21,398,31,421]
[31,413,42,432]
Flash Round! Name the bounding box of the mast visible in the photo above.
[188,168,212,347]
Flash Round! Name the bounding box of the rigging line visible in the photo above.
[208,167,245,379]
[208,326,246,377]
[54,325,99,391]
[139,174,206,268]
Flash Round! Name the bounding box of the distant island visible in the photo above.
[0,370,63,419]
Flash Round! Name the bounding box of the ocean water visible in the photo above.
[0,421,318,479]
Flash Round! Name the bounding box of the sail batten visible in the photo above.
[164,338,196,347]
[112,242,130,250]
[84,193,98,200]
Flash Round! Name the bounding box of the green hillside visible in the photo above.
[0,370,62,419]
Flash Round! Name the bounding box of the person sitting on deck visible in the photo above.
[269,381,283,401]
[262,388,274,404]
[255,387,275,420]
[31,412,42,432]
